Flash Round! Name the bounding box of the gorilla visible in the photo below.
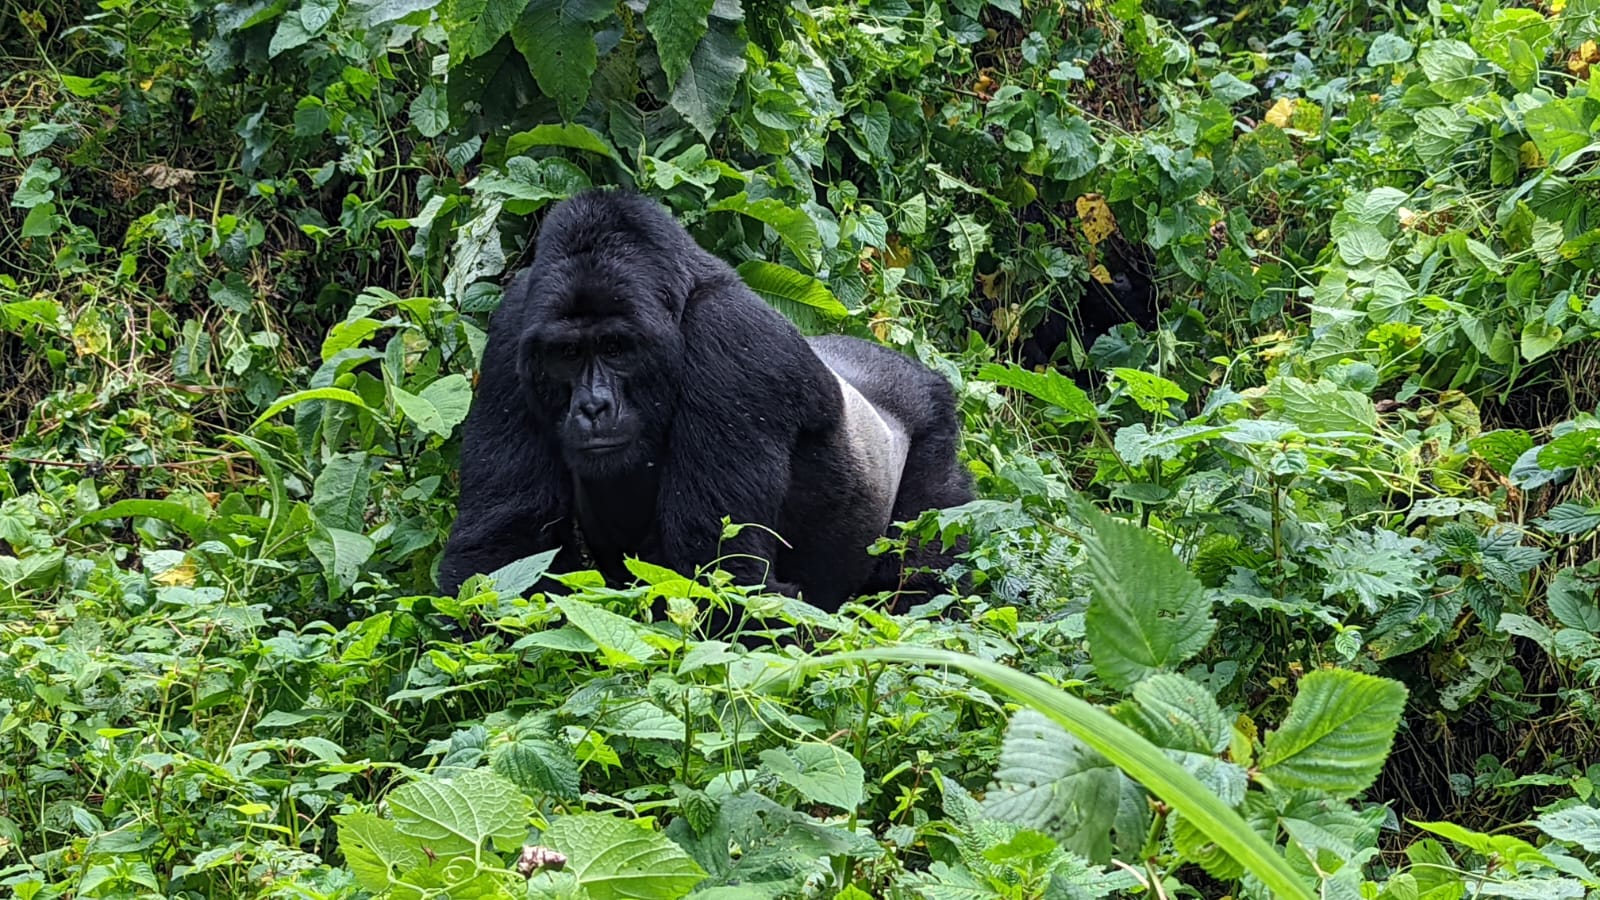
[437,189,974,614]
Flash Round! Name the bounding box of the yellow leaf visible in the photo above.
[1090,264,1112,284]
[139,79,154,91]
[1520,140,1546,169]
[1264,97,1296,128]
[153,563,196,587]
[871,317,892,342]
[883,236,912,270]
[1550,0,1566,13]
[1583,40,1599,62]
[1075,193,1116,245]
[990,305,1022,344]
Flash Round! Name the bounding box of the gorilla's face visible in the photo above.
[520,261,684,479]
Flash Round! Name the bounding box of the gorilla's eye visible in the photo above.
[558,344,581,360]
[599,337,625,358]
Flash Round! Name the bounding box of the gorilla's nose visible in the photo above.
[577,396,612,422]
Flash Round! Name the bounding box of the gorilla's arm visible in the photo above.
[656,277,831,596]
[437,278,576,595]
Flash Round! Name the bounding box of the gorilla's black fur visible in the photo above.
[437,190,973,612]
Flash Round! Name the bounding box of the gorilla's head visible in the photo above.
[515,191,696,478]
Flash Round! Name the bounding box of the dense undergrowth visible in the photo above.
[5,0,1600,895]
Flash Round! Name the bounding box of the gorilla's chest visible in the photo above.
[573,470,662,563]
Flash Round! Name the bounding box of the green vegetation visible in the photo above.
[4,0,1600,895]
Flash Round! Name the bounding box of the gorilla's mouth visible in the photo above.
[578,439,632,454]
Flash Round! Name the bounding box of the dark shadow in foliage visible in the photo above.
[976,235,1159,373]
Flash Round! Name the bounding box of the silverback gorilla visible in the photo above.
[437,190,973,613]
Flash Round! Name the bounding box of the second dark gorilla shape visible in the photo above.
[438,190,973,612]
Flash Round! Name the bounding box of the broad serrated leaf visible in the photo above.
[483,548,561,596]
[759,742,865,811]
[1417,39,1483,100]
[542,813,707,899]
[207,272,254,313]
[300,0,338,32]
[978,363,1098,424]
[269,13,314,57]
[333,811,425,892]
[1265,376,1377,433]
[1537,503,1600,536]
[645,0,714,89]
[1110,368,1188,416]
[599,701,685,740]
[512,0,611,121]
[736,260,847,332]
[504,122,619,159]
[555,597,658,666]
[493,735,581,800]
[1366,33,1413,65]
[1130,673,1229,754]
[668,17,746,139]
[1077,501,1214,691]
[1536,806,1600,853]
[1539,429,1600,470]
[387,768,531,856]
[981,709,1124,862]
[1258,669,1407,798]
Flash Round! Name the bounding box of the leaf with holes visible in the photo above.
[669,17,747,139]
[511,0,612,120]
[645,0,714,89]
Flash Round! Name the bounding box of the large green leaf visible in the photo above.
[76,499,211,541]
[307,525,375,599]
[310,452,374,533]
[504,122,619,159]
[1416,39,1484,101]
[391,374,473,438]
[645,0,714,89]
[1076,500,1215,691]
[333,812,424,893]
[736,260,847,332]
[978,363,1098,424]
[541,813,707,900]
[668,17,747,139]
[712,193,820,270]
[944,213,990,280]
[980,709,1129,862]
[445,0,525,63]
[511,0,613,121]
[1257,669,1407,797]
[387,768,530,857]
[555,596,659,666]
[1264,376,1377,434]
[759,743,865,811]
